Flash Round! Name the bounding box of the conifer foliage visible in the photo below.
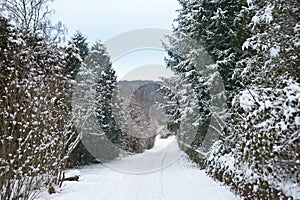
[165,0,300,199]
[64,32,98,167]
[65,32,89,79]
[96,61,121,145]
[206,1,300,199]
[73,41,124,162]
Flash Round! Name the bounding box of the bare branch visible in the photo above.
[1,0,64,41]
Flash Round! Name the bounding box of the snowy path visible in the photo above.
[36,136,239,200]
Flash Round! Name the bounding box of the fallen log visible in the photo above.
[62,175,79,182]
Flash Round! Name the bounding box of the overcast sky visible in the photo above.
[51,0,180,80]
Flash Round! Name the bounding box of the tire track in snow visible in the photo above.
[36,136,239,200]
[160,143,172,200]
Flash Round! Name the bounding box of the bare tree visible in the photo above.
[0,0,65,40]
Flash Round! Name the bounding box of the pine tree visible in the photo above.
[174,0,251,89]
[206,0,300,199]
[160,77,181,134]
[73,41,124,161]
[96,63,121,145]
[163,0,251,157]
[163,31,225,164]
[166,0,299,198]
[65,32,89,79]
[63,32,97,167]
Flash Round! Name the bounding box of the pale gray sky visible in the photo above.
[52,0,179,42]
[51,0,180,80]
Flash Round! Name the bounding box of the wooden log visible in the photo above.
[63,175,79,182]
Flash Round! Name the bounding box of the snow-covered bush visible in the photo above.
[165,0,299,199]
[0,17,71,199]
[207,80,300,199]
[206,0,300,199]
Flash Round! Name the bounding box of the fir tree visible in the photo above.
[64,32,95,167]
[65,32,89,79]
[166,0,299,198]
[96,63,121,145]
[75,41,124,161]
[206,0,300,199]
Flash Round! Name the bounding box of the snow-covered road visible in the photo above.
[36,136,239,200]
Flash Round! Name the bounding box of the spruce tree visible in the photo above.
[65,32,89,79]
[176,0,252,89]
[166,0,299,198]
[206,0,300,199]
[63,32,97,167]
[96,63,122,145]
[74,41,123,161]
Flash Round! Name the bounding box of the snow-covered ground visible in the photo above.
[36,136,239,200]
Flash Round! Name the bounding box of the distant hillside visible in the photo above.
[118,80,169,153]
[118,80,158,100]
[118,80,165,115]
